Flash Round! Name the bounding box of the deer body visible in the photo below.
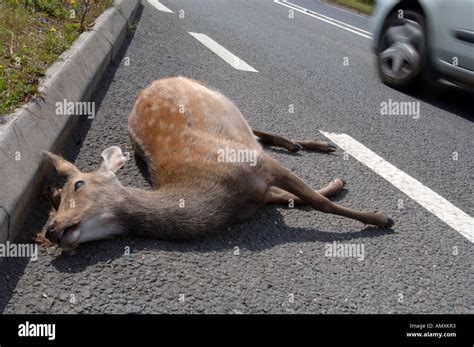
[43,76,393,252]
[126,77,270,236]
[128,77,262,186]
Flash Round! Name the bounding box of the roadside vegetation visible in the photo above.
[327,0,374,15]
[0,0,112,115]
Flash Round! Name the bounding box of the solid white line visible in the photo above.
[320,131,474,243]
[148,0,174,13]
[188,32,258,72]
[274,0,372,39]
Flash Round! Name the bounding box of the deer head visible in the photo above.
[42,146,127,251]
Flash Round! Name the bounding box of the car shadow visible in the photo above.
[406,81,473,122]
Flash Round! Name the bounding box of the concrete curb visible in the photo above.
[0,0,142,244]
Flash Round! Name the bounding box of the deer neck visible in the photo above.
[113,184,228,240]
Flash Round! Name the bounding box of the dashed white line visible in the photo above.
[148,0,174,13]
[188,32,258,72]
[274,0,372,39]
[320,131,474,243]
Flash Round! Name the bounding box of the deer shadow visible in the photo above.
[50,204,395,273]
[51,138,377,273]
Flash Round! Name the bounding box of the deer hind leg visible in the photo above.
[265,178,345,205]
[262,155,394,228]
[253,129,336,153]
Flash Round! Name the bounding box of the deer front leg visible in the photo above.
[262,155,394,228]
[265,178,345,205]
[253,129,336,153]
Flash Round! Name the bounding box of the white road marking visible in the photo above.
[148,0,174,13]
[188,32,258,72]
[320,131,474,243]
[274,0,372,39]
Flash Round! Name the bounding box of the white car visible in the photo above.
[371,0,474,90]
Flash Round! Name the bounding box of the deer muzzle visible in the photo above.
[46,222,81,248]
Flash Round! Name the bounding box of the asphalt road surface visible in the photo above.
[1,0,472,314]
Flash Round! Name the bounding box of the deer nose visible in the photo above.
[45,222,60,243]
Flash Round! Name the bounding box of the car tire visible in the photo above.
[377,10,427,90]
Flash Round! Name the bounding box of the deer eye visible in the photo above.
[74,180,85,191]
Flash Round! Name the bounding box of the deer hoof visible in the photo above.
[336,178,346,187]
[291,143,303,152]
[385,217,395,228]
[327,143,337,152]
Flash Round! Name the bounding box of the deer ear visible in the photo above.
[100,146,126,173]
[42,151,80,178]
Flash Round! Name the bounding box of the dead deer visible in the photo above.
[43,76,393,253]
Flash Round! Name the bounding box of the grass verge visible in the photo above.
[327,0,374,15]
[0,0,113,115]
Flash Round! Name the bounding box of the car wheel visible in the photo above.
[377,10,427,89]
